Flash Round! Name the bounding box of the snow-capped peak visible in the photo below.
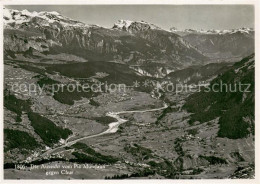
[113,19,161,33]
[3,8,93,29]
[114,20,133,29]
[3,8,60,22]
[4,8,31,25]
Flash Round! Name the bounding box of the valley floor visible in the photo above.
[4,60,255,179]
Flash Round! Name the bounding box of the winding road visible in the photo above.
[40,103,168,158]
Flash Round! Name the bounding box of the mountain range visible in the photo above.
[3,8,206,69]
[3,8,254,71]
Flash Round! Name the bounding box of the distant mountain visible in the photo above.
[171,27,254,36]
[183,54,254,139]
[171,27,254,60]
[3,8,207,68]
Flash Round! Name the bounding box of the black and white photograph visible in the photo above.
[1,1,258,182]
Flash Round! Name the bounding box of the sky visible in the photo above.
[6,5,254,30]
